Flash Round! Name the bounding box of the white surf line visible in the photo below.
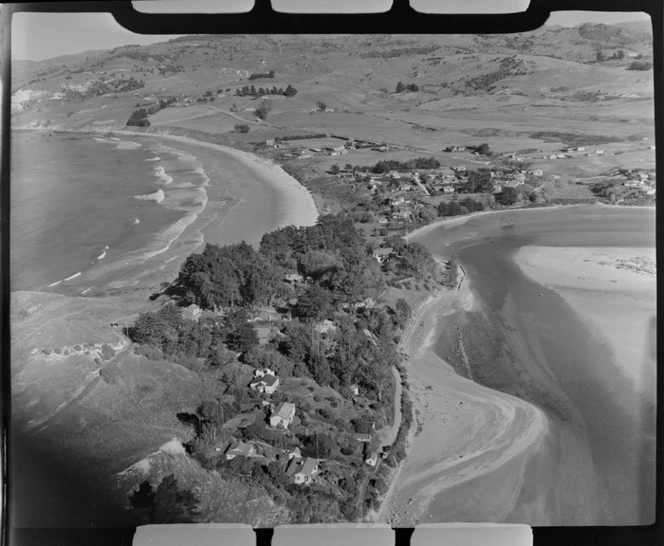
[63,272,82,281]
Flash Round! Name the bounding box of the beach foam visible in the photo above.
[115,140,141,150]
[134,189,165,204]
[153,165,173,185]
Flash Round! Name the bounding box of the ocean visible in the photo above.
[413,205,656,524]
[11,131,211,292]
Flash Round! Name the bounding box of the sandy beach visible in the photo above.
[513,245,656,396]
[378,276,548,525]
[382,205,656,525]
[117,130,319,234]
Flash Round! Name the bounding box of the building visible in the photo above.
[530,170,543,177]
[442,185,455,193]
[365,450,379,467]
[373,247,393,263]
[269,401,296,429]
[286,447,302,460]
[265,139,275,146]
[349,384,360,397]
[181,304,202,321]
[225,441,256,460]
[355,433,371,443]
[287,457,320,485]
[284,273,304,284]
[249,369,280,394]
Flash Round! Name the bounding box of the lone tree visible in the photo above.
[395,81,406,93]
[256,100,272,120]
[499,186,520,205]
[317,101,327,111]
[234,124,250,133]
[475,142,491,155]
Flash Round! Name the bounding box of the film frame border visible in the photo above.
[1,1,661,545]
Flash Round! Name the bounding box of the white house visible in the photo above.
[249,369,280,394]
[225,441,256,460]
[442,185,455,193]
[373,247,393,263]
[365,451,379,467]
[269,401,296,429]
[287,457,320,485]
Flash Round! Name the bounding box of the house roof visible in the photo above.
[355,419,375,434]
[250,373,279,387]
[273,401,296,420]
[373,248,393,257]
[226,441,254,457]
[299,457,318,477]
[355,433,371,442]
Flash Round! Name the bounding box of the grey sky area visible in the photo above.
[12,6,650,62]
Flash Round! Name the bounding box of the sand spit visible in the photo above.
[379,283,548,525]
[513,245,656,395]
[117,130,319,230]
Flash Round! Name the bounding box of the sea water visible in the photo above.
[10,131,212,293]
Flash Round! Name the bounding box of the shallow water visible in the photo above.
[413,205,656,524]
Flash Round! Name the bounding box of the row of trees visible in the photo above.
[235,84,298,98]
[248,70,275,80]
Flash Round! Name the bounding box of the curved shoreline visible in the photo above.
[382,205,655,525]
[16,127,319,294]
[378,267,548,525]
[115,129,319,231]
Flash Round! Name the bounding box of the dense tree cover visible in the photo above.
[248,70,275,80]
[259,215,376,305]
[438,197,484,217]
[129,474,199,524]
[128,303,258,365]
[225,309,259,353]
[177,242,284,310]
[459,169,493,193]
[382,237,436,279]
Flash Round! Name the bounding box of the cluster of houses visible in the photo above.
[217,363,383,486]
[544,146,606,160]
[622,168,656,195]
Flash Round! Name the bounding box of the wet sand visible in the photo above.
[383,205,656,525]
